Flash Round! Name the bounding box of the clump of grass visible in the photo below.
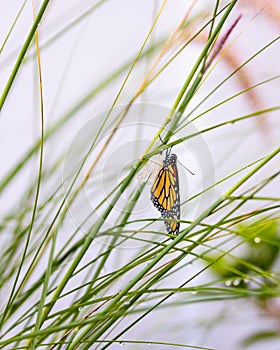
[0,1,279,349]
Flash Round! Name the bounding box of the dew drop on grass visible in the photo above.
[191,290,197,295]
[225,280,232,287]
[254,237,261,244]
[233,278,240,286]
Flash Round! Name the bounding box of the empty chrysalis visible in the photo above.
[137,154,163,184]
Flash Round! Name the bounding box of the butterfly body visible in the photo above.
[151,151,180,234]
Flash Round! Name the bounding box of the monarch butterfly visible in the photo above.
[151,148,180,234]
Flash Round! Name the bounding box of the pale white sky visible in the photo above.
[0,2,279,349]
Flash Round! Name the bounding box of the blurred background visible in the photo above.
[1,1,280,349]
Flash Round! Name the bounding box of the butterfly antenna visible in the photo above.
[178,160,195,175]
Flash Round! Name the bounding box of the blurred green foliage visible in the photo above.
[209,219,280,286]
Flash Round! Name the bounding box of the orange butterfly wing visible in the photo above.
[151,153,180,234]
